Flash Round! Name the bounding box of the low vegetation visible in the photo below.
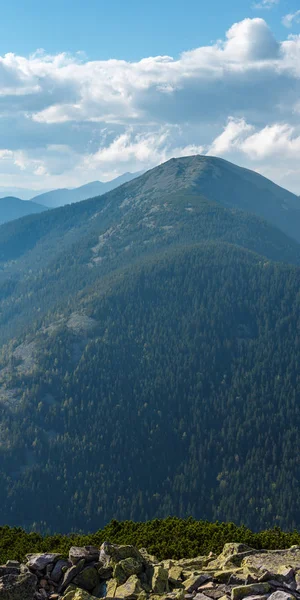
[2,517,300,564]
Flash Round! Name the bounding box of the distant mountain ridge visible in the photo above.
[31,171,141,208]
[0,196,47,225]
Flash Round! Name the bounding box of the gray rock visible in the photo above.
[0,567,20,577]
[51,559,70,583]
[26,553,61,571]
[5,562,20,569]
[0,571,37,600]
[73,566,99,591]
[184,574,211,593]
[59,559,85,594]
[269,592,296,600]
[69,546,100,565]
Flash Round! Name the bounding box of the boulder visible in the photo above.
[69,547,99,565]
[268,593,296,600]
[168,566,183,585]
[183,574,211,593]
[51,559,70,583]
[100,542,144,566]
[73,566,99,591]
[222,546,254,559]
[97,564,113,579]
[0,571,37,600]
[59,559,86,594]
[106,578,119,597]
[114,557,144,584]
[139,550,159,565]
[231,583,271,600]
[151,566,169,594]
[115,574,143,599]
[26,553,61,571]
[62,585,98,600]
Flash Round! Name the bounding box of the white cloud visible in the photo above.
[252,0,279,9]
[206,117,300,191]
[1,18,300,192]
[282,11,300,28]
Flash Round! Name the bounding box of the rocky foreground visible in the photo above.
[2,542,300,600]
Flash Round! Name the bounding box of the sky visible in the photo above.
[1,0,300,193]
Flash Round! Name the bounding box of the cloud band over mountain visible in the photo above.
[1,17,300,192]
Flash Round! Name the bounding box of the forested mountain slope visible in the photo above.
[0,156,300,535]
[0,243,299,533]
[0,157,300,346]
[0,196,47,224]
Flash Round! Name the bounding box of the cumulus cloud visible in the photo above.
[282,11,300,28]
[1,18,300,192]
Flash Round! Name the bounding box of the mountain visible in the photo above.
[0,187,48,200]
[0,196,47,225]
[32,172,141,208]
[0,155,300,533]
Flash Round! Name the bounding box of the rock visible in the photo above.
[198,582,215,590]
[69,547,100,565]
[268,593,296,600]
[106,578,119,597]
[51,559,70,583]
[139,549,159,564]
[26,553,61,571]
[184,574,211,593]
[194,595,214,600]
[62,585,98,600]
[178,558,212,570]
[214,571,242,584]
[0,566,20,577]
[59,559,86,594]
[100,542,144,567]
[169,566,183,585]
[73,566,99,591]
[5,561,20,569]
[204,585,232,600]
[115,574,143,599]
[222,546,254,559]
[231,583,271,600]
[92,580,107,598]
[0,571,37,600]
[151,565,169,594]
[114,558,144,584]
[97,564,113,579]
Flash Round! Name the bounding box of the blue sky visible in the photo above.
[0,0,296,60]
[0,0,300,193]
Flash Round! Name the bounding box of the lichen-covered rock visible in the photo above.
[115,574,143,599]
[168,566,183,585]
[183,574,211,593]
[106,577,119,597]
[114,557,144,584]
[139,550,159,565]
[62,585,98,600]
[0,571,37,600]
[231,582,271,600]
[150,565,169,594]
[222,545,254,559]
[100,543,144,567]
[73,566,99,591]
